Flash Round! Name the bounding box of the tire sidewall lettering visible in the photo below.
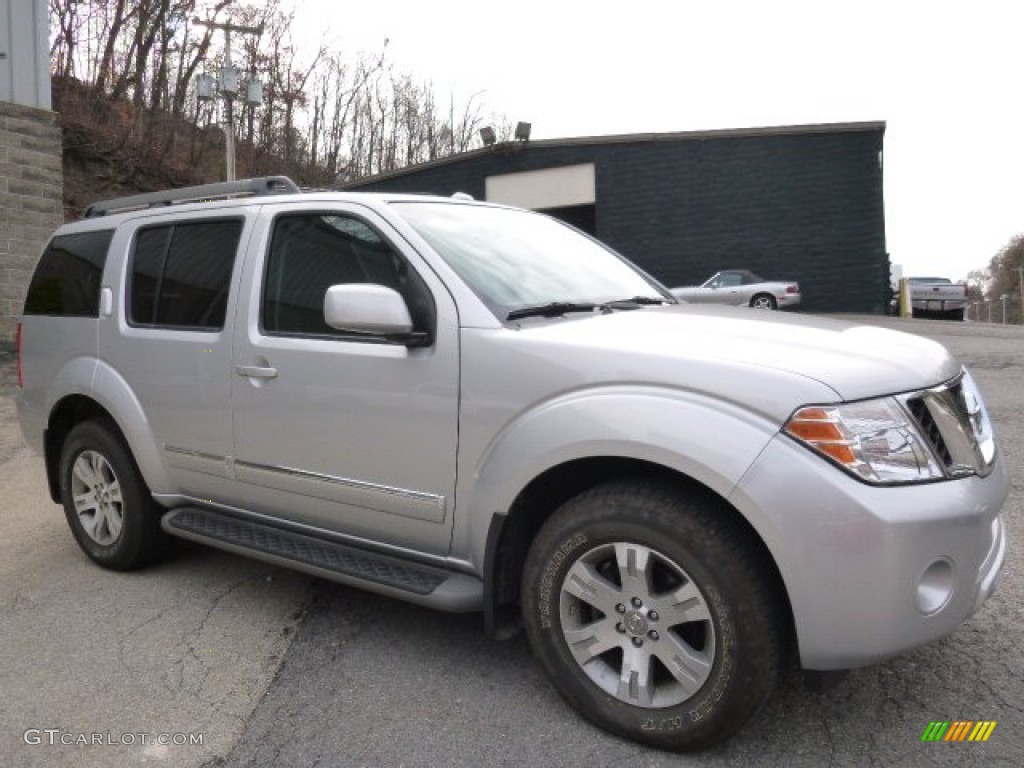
[684,584,734,724]
[538,532,587,629]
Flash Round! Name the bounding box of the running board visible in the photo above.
[162,507,482,612]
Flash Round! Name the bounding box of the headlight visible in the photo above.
[784,397,943,485]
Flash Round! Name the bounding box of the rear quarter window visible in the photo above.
[23,230,114,317]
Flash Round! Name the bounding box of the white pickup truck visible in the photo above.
[908,277,968,321]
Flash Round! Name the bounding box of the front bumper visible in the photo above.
[730,433,1008,670]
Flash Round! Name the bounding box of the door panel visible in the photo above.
[230,203,460,555]
[99,213,252,501]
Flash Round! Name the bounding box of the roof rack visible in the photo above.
[83,176,301,218]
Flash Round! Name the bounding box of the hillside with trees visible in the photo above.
[50,0,510,215]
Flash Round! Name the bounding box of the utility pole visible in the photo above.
[193,18,263,181]
[1015,265,1024,325]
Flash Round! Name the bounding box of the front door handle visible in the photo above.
[235,365,278,379]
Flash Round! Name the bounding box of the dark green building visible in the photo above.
[346,122,889,314]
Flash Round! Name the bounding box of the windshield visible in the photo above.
[390,202,669,319]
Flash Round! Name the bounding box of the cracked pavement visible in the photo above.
[0,346,313,768]
[1,315,1022,767]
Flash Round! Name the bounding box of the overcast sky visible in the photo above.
[292,0,1022,281]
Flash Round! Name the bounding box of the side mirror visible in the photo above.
[323,284,413,335]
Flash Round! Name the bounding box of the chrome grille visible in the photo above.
[906,397,952,466]
[900,369,996,478]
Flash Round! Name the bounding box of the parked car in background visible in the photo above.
[907,277,968,321]
[670,269,801,310]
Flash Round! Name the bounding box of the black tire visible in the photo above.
[749,293,777,310]
[58,419,167,571]
[521,479,786,751]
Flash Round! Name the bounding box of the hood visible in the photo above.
[510,304,960,405]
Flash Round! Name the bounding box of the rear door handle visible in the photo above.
[235,365,278,379]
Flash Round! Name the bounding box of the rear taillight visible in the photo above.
[786,283,800,294]
[16,321,23,388]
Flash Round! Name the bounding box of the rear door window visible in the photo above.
[129,219,242,331]
[23,230,114,317]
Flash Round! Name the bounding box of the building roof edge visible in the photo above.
[341,120,887,188]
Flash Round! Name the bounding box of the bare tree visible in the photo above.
[96,0,137,94]
[50,0,81,79]
[981,234,1024,324]
[49,0,507,190]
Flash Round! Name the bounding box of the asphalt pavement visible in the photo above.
[1,315,1022,767]
[0,344,313,768]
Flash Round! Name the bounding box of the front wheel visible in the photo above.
[521,480,786,751]
[750,293,778,310]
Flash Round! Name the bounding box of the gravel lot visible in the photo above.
[0,317,1021,767]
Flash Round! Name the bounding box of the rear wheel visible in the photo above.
[521,480,785,751]
[750,293,777,310]
[59,419,167,570]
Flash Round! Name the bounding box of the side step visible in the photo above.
[162,507,482,611]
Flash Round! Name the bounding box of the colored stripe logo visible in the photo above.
[921,721,997,742]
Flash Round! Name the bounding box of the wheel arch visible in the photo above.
[484,456,795,647]
[750,292,778,309]
[44,365,173,504]
[44,395,114,503]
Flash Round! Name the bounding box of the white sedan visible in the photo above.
[671,269,801,310]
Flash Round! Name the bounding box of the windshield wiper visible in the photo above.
[506,301,599,321]
[506,296,671,321]
[599,295,671,310]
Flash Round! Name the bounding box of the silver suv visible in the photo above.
[15,177,1007,751]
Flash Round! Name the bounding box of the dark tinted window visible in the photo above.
[23,230,114,316]
[129,220,242,330]
[263,213,433,338]
[130,228,171,326]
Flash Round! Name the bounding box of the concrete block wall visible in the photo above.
[0,101,63,342]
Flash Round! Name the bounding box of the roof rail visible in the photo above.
[83,176,301,218]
